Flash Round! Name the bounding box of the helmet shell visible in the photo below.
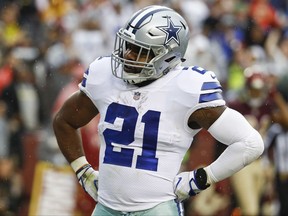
[111,5,189,84]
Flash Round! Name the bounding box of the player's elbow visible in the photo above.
[53,111,66,132]
[244,129,264,166]
[53,112,60,131]
[251,130,264,157]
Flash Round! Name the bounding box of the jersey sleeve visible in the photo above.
[79,56,111,100]
[180,66,226,116]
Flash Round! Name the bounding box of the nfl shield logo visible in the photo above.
[133,92,141,100]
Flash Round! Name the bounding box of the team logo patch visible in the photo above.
[133,92,141,100]
[157,16,182,45]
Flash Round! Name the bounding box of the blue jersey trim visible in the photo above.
[81,78,87,87]
[199,92,223,103]
[81,69,90,87]
[201,82,222,91]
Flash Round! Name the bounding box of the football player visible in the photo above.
[53,5,264,216]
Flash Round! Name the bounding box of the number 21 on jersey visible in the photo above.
[103,102,160,171]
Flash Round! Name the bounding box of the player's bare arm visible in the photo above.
[188,106,226,130]
[53,90,99,163]
[53,90,100,201]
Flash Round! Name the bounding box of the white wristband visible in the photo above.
[70,156,89,173]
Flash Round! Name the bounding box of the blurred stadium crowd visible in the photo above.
[0,0,288,215]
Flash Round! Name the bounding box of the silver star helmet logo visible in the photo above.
[157,16,182,45]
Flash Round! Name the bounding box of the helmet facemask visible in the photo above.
[112,29,167,84]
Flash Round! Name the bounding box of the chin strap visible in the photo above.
[123,58,182,85]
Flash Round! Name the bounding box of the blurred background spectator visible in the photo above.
[223,67,275,216]
[0,0,288,215]
[264,74,288,216]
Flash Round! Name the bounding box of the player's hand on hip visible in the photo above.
[76,164,99,201]
[173,168,210,202]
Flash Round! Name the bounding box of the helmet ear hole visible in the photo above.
[165,56,176,63]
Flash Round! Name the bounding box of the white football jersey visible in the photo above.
[79,56,225,211]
